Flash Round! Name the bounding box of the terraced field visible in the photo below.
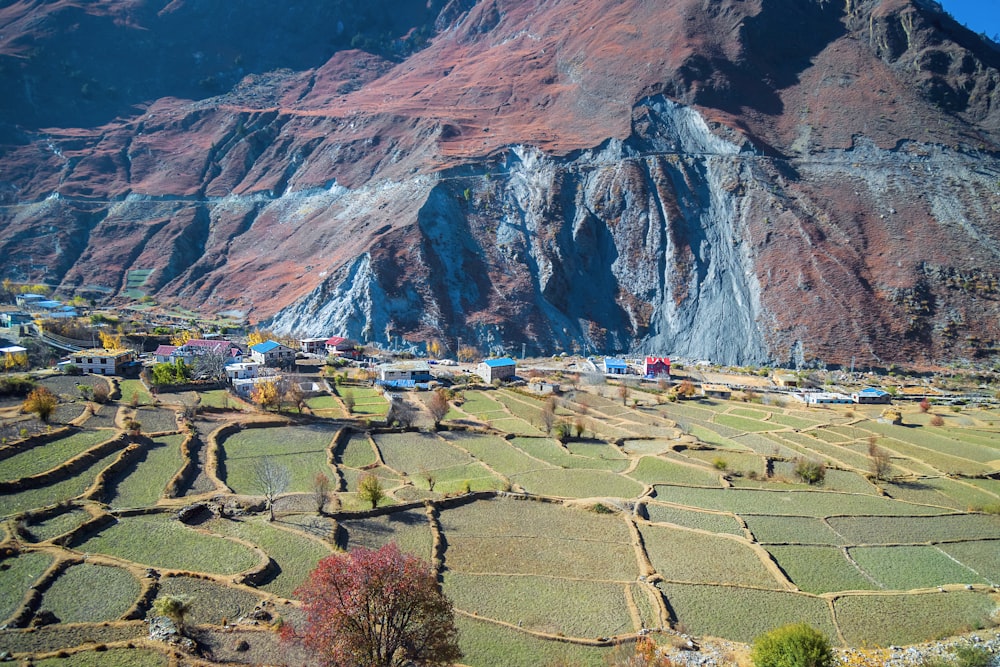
[0,374,998,666]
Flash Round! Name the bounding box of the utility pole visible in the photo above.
[521,342,526,360]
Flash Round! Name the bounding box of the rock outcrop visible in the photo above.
[1,0,999,366]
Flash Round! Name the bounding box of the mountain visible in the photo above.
[2,0,999,367]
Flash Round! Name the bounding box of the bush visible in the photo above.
[793,459,826,485]
[92,383,110,404]
[929,414,945,427]
[63,363,81,376]
[751,623,834,667]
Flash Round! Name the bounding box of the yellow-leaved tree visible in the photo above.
[246,331,267,348]
[99,331,123,350]
[250,380,279,410]
[170,330,199,346]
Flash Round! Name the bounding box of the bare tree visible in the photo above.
[285,381,306,413]
[387,398,417,428]
[540,397,556,435]
[868,437,893,481]
[253,455,290,521]
[426,388,450,429]
[312,471,332,515]
[617,383,630,405]
[194,350,229,385]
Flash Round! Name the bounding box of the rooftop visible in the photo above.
[482,357,516,368]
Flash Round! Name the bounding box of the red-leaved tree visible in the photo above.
[284,542,462,667]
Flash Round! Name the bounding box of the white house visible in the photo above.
[232,375,281,397]
[67,348,137,376]
[378,361,433,383]
[225,361,262,381]
[250,340,296,367]
[299,337,329,355]
[476,357,516,384]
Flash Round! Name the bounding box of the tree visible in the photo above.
[3,351,27,374]
[285,381,306,413]
[285,543,461,667]
[793,458,826,485]
[194,350,228,384]
[539,397,556,435]
[342,390,356,414]
[22,387,58,423]
[919,398,931,413]
[387,399,417,428]
[426,389,450,429]
[169,329,199,347]
[253,455,290,521]
[427,339,442,358]
[151,359,192,386]
[457,345,479,363]
[246,330,266,348]
[98,330,122,350]
[358,473,384,510]
[868,438,893,481]
[677,379,697,398]
[617,382,630,405]
[152,593,194,634]
[751,623,833,667]
[312,472,332,515]
[250,379,280,411]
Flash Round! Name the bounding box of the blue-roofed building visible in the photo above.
[603,357,628,375]
[852,387,892,404]
[378,361,433,385]
[250,340,296,367]
[476,357,516,384]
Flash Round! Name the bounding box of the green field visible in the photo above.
[41,563,140,622]
[0,430,113,481]
[0,449,122,517]
[0,551,54,621]
[766,545,878,594]
[220,424,336,494]
[106,434,186,508]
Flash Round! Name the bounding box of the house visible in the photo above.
[225,361,262,381]
[378,360,433,384]
[299,337,328,355]
[233,375,281,397]
[66,348,138,376]
[644,356,671,378]
[852,387,892,404]
[0,311,32,327]
[604,357,628,375]
[476,357,517,384]
[773,373,799,388]
[173,339,242,362]
[153,345,177,363]
[15,293,46,309]
[701,384,732,400]
[325,336,359,357]
[797,391,852,405]
[250,340,296,367]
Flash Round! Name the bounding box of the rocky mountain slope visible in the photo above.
[1,0,999,366]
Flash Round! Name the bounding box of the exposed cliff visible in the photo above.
[1,0,999,366]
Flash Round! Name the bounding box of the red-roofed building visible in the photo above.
[325,336,359,357]
[644,356,670,379]
[154,345,177,363]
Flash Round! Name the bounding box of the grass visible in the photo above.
[118,379,153,406]
[455,615,612,667]
[621,439,676,456]
[204,516,333,598]
[305,394,342,411]
[660,583,838,644]
[848,545,990,589]
[0,430,113,481]
[641,525,783,588]
[439,432,548,476]
[220,424,336,494]
[682,449,766,476]
[373,432,474,473]
[0,450,122,518]
[106,434,186,508]
[628,456,724,487]
[935,541,1000,585]
[335,432,377,469]
[510,468,645,498]
[156,575,265,625]
[419,462,504,493]
[198,389,238,409]
[41,563,140,622]
[0,551,54,621]
[444,572,635,638]
[714,414,778,433]
[133,406,179,434]
[743,515,845,545]
[834,590,997,646]
[337,509,434,561]
[23,506,91,542]
[651,486,948,517]
[33,649,167,667]
[439,498,636,580]
[825,514,1000,545]
[765,545,879,594]
[76,514,260,574]
[642,503,744,535]
[509,437,628,471]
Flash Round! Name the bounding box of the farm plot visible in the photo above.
[862,432,994,476]
[628,456,724,487]
[660,583,838,644]
[220,424,336,494]
[681,449,766,476]
[0,450,122,517]
[132,407,179,434]
[0,551,54,621]
[880,479,974,511]
[439,498,637,581]
[40,563,140,622]
[38,375,110,398]
[936,541,1000,585]
[205,517,332,598]
[765,545,878,594]
[487,417,542,435]
[75,514,260,574]
[768,413,822,429]
[455,615,611,667]
[776,432,874,470]
[651,486,947,517]
[640,525,783,588]
[334,432,377,469]
[340,386,388,416]
[686,424,748,450]
[565,439,628,463]
[156,575,266,626]
[493,390,546,425]
[826,514,1000,545]
[733,464,879,496]
[714,414,777,433]
[621,439,675,456]
[743,515,846,545]
[21,507,91,542]
[509,437,626,471]
[458,391,507,419]
[105,434,186,508]
[81,404,118,429]
[641,503,744,535]
[336,509,433,559]
[729,433,802,460]
[33,648,167,667]
[198,389,239,410]
[848,545,991,589]
[511,468,644,498]
[0,430,113,481]
[118,379,152,406]
[373,432,474,473]
[439,432,548,476]
[443,572,635,638]
[834,590,997,646]
[863,422,1000,464]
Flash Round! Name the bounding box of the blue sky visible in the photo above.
[938,0,1000,37]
